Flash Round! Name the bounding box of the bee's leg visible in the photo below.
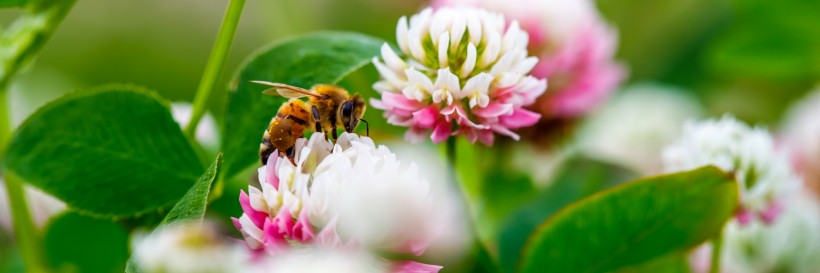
[312,106,322,133]
[285,145,296,166]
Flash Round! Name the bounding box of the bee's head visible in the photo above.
[341,95,368,135]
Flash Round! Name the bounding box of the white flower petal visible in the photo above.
[381,43,407,72]
[479,31,501,68]
[461,43,477,78]
[396,16,410,54]
[438,31,450,69]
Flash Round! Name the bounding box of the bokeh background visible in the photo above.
[2,0,818,128]
[1,0,819,272]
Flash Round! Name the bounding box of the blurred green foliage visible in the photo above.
[4,86,204,217]
[520,166,737,273]
[43,212,128,273]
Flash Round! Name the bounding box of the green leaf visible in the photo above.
[159,153,222,226]
[125,154,222,273]
[222,31,384,178]
[4,85,205,218]
[44,211,129,273]
[519,166,738,273]
[498,156,636,273]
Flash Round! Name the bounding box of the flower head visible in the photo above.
[371,7,547,145]
[233,133,442,271]
[689,192,820,273]
[432,0,624,120]
[782,87,820,194]
[663,115,801,225]
[132,222,250,273]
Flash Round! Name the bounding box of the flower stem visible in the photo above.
[185,0,246,137]
[709,231,724,273]
[446,137,457,183]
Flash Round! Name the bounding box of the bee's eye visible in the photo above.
[341,101,354,118]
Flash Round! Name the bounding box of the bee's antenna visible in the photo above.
[360,119,369,136]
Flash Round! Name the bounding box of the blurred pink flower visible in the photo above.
[432,0,625,118]
[371,7,547,145]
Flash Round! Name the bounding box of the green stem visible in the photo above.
[446,137,457,184]
[0,1,76,272]
[185,0,246,137]
[709,231,724,273]
[3,173,46,273]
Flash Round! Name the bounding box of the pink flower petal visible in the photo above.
[735,207,752,226]
[473,102,513,118]
[271,206,294,237]
[262,218,289,255]
[382,92,424,112]
[431,121,452,143]
[759,201,784,225]
[265,153,280,189]
[239,190,267,228]
[391,261,443,273]
[315,218,342,248]
[413,107,439,128]
[477,129,494,146]
[492,125,520,141]
[291,209,315,242]
[499,108,541,129]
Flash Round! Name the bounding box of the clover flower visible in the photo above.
[689,192,820,273]
[371,7,547,145]
[663,115,801,225]
[782,87,820,194]
[132,222,250,273]
[233,133,442,272]
[432,0,624,119]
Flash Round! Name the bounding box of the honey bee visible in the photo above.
[253,81,369,165]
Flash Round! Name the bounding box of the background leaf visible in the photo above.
[43,211,129,273]
[221,31,384,178]
[4,85,204,218]
[497,156,637,273]
[520,166,738,273]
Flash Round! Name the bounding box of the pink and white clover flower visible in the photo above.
[431,0,625,119]
[371,7,547,145]
[233,133,442,272]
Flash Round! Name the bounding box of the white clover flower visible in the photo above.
[782,87,820,193]
[372,7,547,145]
[690,192,820,273]
[580,84,702,175]
[234,133,443,259]
[132,222,250,273]
[663,115,801,225]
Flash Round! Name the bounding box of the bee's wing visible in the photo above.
[251,81,321,99]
